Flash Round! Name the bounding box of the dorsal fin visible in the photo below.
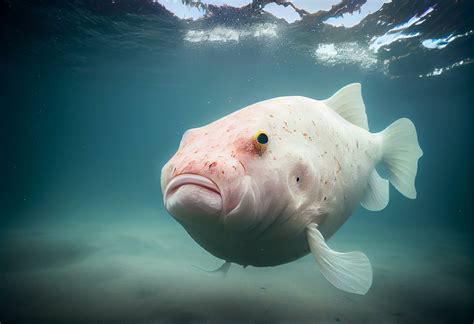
[323,83,369,130]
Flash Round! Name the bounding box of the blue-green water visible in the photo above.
[1,1,473,322]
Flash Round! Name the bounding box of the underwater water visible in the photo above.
[1,0,473,322]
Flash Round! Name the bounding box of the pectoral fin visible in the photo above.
[307,223,372,294]
[192,261,231,276]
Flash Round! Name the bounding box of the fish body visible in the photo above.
[161,84,422,294]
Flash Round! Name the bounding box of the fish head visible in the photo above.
[161,100,318,234]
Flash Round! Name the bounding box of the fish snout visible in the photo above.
[170,151,246,185]
[162,154,246,224]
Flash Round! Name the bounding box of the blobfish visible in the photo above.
[161,83,423,294]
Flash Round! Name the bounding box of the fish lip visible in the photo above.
[164,173,221,200]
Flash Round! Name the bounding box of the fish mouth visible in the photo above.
[164,174,221,200]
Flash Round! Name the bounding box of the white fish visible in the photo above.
[161,83,423,294]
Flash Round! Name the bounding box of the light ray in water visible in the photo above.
[369,6,434,53]
[184,23,279,43]
[421,30,473,49]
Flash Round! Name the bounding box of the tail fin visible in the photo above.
[380,118,423,199]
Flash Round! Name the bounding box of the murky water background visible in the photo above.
[1,1,473,322]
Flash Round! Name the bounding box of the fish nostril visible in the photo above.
[209,162,218,170]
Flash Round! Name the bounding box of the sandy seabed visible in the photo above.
[1,208,472,323]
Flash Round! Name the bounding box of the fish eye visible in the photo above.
[253,131,269,154]
[257,132,269,145]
